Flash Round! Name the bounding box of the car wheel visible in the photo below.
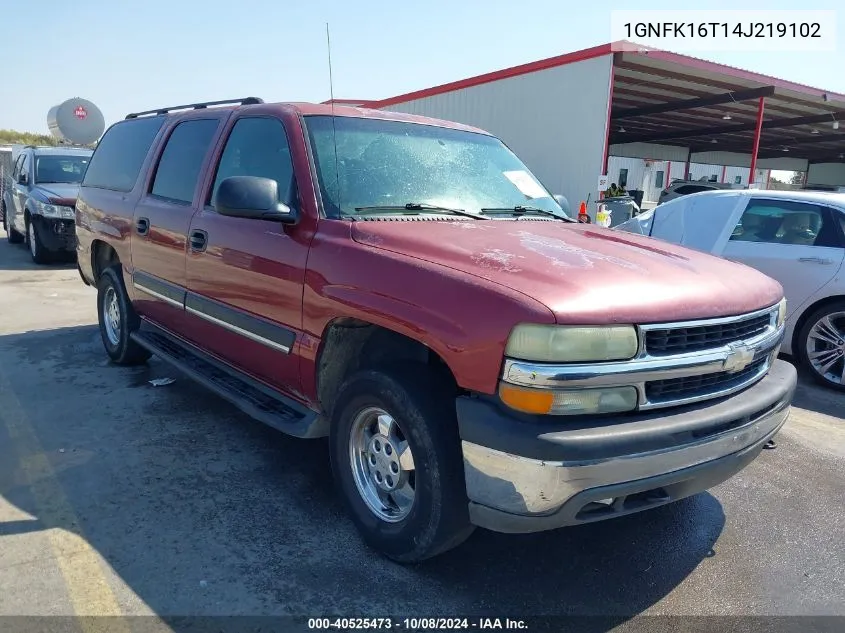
[797,300,845,391]
[330,365,474,563]
[26,218,51,264]
[97,266,151,365]
[5,209,23,244]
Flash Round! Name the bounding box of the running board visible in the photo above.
[131,324,327,439]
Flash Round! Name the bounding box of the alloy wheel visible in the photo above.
[28,223,36,258]
[348,406,416,523]
[805,310,845,386]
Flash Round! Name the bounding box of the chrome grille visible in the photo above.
[645,313,771,356]
[645,357,768,403]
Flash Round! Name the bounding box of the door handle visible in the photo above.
[189,230,208,253]
[798,256,833,264]
[136,217,150,236]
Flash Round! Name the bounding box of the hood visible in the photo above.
[351,218,783,324]
[33,183,81,205]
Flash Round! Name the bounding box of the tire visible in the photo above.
[26,217,51,264]
[97,266,151,365]
[796,299,845,391]
[330,365,474,563]
[5,206,23,244]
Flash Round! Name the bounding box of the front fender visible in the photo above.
[300,224,556,399]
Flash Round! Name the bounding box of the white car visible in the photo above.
[616,189,845,391]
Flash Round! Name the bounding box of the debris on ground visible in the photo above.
[149,378,176,387]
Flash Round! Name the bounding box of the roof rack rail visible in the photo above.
[125,97,264,120]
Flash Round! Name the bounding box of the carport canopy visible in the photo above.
[606,43,845,184]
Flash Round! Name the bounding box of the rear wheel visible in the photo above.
[5,206,23,244]
[26,218,51,264]
[330,365,473,563]
[97,266,151,365]
[797,300,845,391]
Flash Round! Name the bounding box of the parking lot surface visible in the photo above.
[1,228,844,625]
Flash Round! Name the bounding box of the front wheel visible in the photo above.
[330,366,473,563]
[797,300,845,391]
[97,266,151,365]
[27,218,51,264]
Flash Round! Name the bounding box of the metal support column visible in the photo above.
[749,96,766,186]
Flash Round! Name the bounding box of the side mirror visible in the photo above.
[18,173,28,185]
[215,176,297,224]
[553,194,570,217]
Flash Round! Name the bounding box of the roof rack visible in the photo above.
[125,97,264,120]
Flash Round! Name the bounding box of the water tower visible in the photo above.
[47,98,105,145]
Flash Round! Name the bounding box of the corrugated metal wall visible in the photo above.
[378,55,614,216]
[807,163,845,186]
[608,143,688,162]
[691,150,807,172]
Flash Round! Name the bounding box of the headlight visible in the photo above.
[505,324,638,363]
[776,298,787,328]
[34,200,74,219]
[499,382,638,415]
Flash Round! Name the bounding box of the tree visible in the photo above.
[790,171,805,186]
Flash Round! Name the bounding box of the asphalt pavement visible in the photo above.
[0,227,843,631]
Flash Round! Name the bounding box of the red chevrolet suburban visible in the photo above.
[75,97,797,562]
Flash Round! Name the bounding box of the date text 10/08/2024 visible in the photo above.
[308,618,528,630]
[623,22,822,38]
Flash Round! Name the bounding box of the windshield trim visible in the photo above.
[301,114,564,221]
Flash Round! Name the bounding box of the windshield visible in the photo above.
[304,116,567,219]
[35,155,90,184]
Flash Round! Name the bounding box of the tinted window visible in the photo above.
[151,119,219,204]
[11,155,23,179]
[209,117,295,207]
[654,170,664,189]
[35,155,90,184]
[730,199,839,247]
[675,185,714,195]
[618,168,628,187]
[20,154,31,179]
[83,117,164,192]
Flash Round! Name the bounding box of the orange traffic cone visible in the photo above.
[577,201,589,223]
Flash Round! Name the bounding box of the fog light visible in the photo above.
[498,383,638,415]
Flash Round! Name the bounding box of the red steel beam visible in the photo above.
[749,97,766,186]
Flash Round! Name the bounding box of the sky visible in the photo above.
[2,0,844,133]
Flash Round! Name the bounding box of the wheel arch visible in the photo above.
[791,294,845,355]
[90,239,121,281]
[315,317,459,422]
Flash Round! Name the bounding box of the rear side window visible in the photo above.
[730,198,839,247]
[151,119,219,204]
[83,117,164,192]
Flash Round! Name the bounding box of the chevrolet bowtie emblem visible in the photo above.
[723,343,755,373]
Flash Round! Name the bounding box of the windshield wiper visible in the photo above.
[480,206,574,222]
[354,203,487,220]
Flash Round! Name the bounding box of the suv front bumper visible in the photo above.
[458,359,796,533]
[31,215,76,253]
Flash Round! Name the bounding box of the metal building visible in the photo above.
[355,41,845,218]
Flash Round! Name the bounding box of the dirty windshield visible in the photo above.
[304,115,566,219]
